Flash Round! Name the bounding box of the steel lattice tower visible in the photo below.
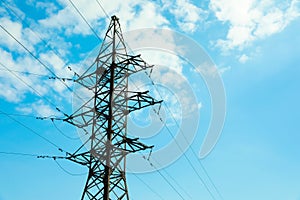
[63,16,162,200]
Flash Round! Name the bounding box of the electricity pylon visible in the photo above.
[63,16,162,200]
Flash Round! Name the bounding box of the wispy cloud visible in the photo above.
[210,0,300,51]
[162,0,206,33]
[239,54,250,64]
[0,0,209,118]
[171,0,207,33]
[16,100,60,117]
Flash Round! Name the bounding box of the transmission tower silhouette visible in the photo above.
[63,15,162,200]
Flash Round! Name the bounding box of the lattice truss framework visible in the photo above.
[63,16,162,200]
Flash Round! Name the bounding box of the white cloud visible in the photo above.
[36,2,59,15]
[165,0,206,33]
[16,100,59,117]
[0,49,32,102]
[0,47,70,104]
[193,61,231,77]
[39,52,69,77]
[136,4,167,28]
[38,2,93,36]
[239,54,250,63]
[0,17,26,52]
[135,49,184,74]
[0,0,190,118]
[0,82,24,102]
[218,66,232,74]
[38,0,169,37]
[15,106,32,114]
[210,0,300,50]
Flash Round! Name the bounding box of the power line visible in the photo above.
[159,118,217,200]
[0,67,75,81]
[0,23,91,110]
[126,58,217,199]
[0,151,39,157]
[67,0,101,41]
[0,24,74,94]
[0,68,50,78]
[127,169,165,200]
[151,157,193,200]
[152,99,224,199]
[0,0,81,81]
[157,97,224,200]
[140,63,224,199]
[95,0,110,19]
[0,0,90,109]
[190,144,224,199]
[144,157,185,200]
[0,112,64,122]
[0,151,86,176]
[0,0,72,67]
[54,159,87,176]
[135,151,188,200]
[1,3,222,198]
[0,112,38,119]
[51,120,80,140]
[0,110,66,153]
[127,76,192,199]
[0,62,68,118]
[58,16,164,199]
[126,79,193,199]
[128,72,219,199]
[0,151,65,159]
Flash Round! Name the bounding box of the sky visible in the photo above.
[0,0,300,200]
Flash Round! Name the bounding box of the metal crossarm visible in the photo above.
[63,15,162,200]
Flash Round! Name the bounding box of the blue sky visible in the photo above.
[0,0,300,200]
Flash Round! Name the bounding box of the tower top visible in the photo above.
[111,15,119,20]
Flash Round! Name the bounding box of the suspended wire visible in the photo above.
[51,119,80,140]
[0,110,66,154]
[0,24,88,107]
[0,0,81,80]
[0,112,65,121]
[127,169,165,200]
[151,157,193,200]
[127,76,192,199]
[153,91,224,200]
[68,2,223,198]
[128,75,218,199]
[0,151,85,176]
[0,67,76,81]
[95,0,110,19]
[0,68,49,78]
[0,30,94,124]
[0,0,88,108]
[54,159,87,176]
[124,42,223,199]
[155,121,217,200]
[0,151,66,160]
[127,66,220,199]
[0,0,69,64]
[190,144,224,199]
[0,112,38,119]
[154,90,224,199]
[0,151,39,157]
[0,24,74,93]
[143,156,185,200]
[68,0,101,41]
[0,150,84,177]
[1,0,106,107]
[1,1,222,198]
[0,62,69,118]
[79,6,222,196]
